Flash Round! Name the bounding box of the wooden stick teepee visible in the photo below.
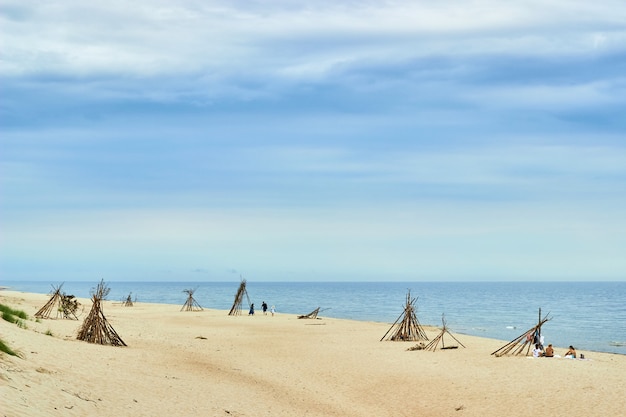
[76,280,126,346]
[491,308,550,357]
[228,279,250,316]
[35,283,79,320]
[380,290,428,342]
[123,292,134,307]
[180,288,203,311]
[423,314,466,351]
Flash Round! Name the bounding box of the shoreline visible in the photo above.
[2,290,626,416]
[0,281,626,357]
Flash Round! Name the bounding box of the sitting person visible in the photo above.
[532,343,543,357]
[564,345,577,358]
[544,344,554,357]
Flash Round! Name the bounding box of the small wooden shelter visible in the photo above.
[228,279,250,316]
[491,308,550,357]
[180,288,203,311]
[423,315,466,351]
[380,290,428,342]
[35,283,79,320]
[76,280,126,346]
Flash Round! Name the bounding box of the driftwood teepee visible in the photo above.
[180,288,203,311]
[491,308,550,357]
[381,290,428,342]
[423,315,466,351]
[35,284,79,320]
[76,280,126,347]
[123,292,134,307]
[228,279,250,316]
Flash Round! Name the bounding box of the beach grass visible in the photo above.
[0,303,29,321]
[0,302,29,330]
[0,337,19,357]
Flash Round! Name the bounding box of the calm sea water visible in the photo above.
[2,280,625,355]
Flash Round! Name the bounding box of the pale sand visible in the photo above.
[1,290,625,417]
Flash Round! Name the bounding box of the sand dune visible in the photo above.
[2,290,624,417]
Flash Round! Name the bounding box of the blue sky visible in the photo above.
[1,1,625,282]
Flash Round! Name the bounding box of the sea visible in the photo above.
[2,280,625,355]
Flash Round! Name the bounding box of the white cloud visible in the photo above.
[3,0,626,78]
[2,1,626,281]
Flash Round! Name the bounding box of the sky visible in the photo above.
[1,1,625,282]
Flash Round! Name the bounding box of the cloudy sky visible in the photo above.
[1,1,625,282]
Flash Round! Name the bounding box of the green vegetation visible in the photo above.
[0,303,28,357]
[45,329,54,336]
[0,338,19,357]
[0,303,29,321]
[0,303,29,329]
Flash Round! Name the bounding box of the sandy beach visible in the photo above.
[1,290,625,417]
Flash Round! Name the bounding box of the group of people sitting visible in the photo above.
[533,343,578,358]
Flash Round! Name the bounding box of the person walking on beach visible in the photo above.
[270,305,275,316]
[262,301,268,315]
[249,303,255,315]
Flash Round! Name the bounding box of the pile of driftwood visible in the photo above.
[35,284,80,320]
[407,342,427,351]
[76,280,126,347]
[298,307,321,319]
[381,290,428,342]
